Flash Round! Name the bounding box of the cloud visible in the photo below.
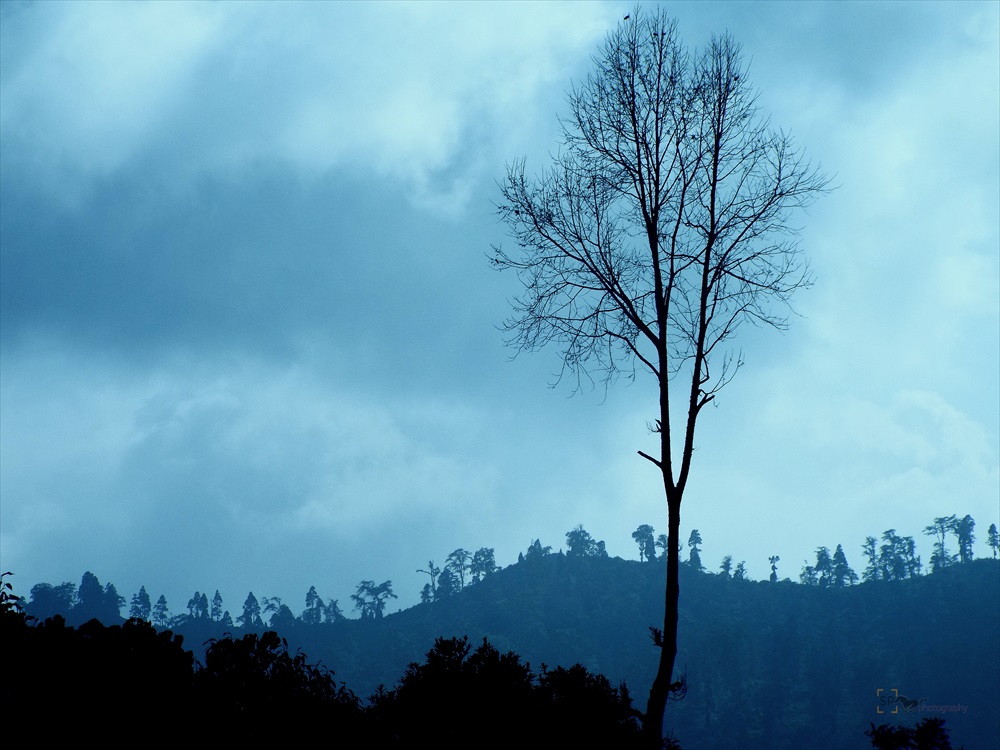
[0,162,505,365]
[0,2,225,187]
[1,1,614,211]
[0,344,512,606]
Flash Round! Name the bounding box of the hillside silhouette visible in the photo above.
[13,555,998,748]
[161,554,997,750]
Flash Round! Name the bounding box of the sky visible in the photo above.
[2,1,998,619]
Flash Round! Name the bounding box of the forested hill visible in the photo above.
[172,555,995,750]
[16,556,998,749]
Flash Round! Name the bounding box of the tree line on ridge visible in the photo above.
[22,514,998,632]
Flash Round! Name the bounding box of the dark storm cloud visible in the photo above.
[1,165,495,370]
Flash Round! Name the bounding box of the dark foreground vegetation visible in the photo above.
[866,718,963,750]
[2,580,645,746]
[9,511,997,749]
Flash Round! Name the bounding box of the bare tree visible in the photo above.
[493,9,828,745]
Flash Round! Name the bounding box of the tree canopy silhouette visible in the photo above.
[493,8,828,744]
[633,524,657,562]
[866,717,956,750]
[351,580,397,619]
[370,636,645,748]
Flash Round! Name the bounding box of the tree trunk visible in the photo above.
[644,488,681,748]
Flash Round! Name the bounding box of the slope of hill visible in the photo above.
[208,555,998,750]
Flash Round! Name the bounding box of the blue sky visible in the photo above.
[2,1,997,616]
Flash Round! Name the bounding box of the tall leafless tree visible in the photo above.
[493,9,828,746]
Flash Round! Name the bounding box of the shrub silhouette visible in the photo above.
[866,717,958,750]
[3,575,646,747]
[194,630,363,742]
[4,613,194,743]
[368,636,644,748]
